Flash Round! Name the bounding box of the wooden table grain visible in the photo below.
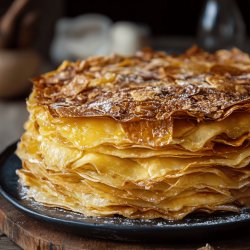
[0,231,21,250]
[0,99,27,250]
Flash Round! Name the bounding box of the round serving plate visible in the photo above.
[1,142,250,243]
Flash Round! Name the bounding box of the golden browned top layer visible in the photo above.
[33,46,250,122]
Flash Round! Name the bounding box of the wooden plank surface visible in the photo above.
[1,196,250,250]
[0,231,21,250]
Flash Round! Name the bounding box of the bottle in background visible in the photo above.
[197,0,246,51]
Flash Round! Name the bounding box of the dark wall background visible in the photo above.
[65,0,250,36]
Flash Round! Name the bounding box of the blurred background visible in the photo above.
[0,0,250,152]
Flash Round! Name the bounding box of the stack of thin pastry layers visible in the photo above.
[16,47,250,220]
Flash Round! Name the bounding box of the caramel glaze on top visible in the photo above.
[33,46,250,122]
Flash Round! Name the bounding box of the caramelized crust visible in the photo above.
[33,46,250,122]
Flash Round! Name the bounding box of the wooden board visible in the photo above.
[0,196,250,250]
[0,231,21,250]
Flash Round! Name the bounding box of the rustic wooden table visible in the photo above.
[0,232,21,250]
[0,99,27,250]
